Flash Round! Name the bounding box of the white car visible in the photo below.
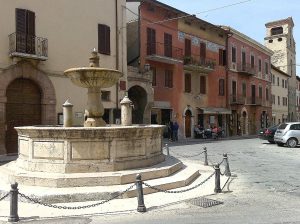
[274,122,300,148]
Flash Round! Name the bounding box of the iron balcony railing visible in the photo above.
[146,42,183,61]
[236,63,256,75]
[183,54,216,70]
[245,96,262,105]
[230,94,246,105]
[9,32,48,59]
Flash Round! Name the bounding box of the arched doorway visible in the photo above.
[5,78,42,153]
[185,110,192,138]
[128,86,147,124]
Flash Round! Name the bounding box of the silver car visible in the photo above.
[274,122,300,148]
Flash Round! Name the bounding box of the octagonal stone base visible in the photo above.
[15,125,165,173]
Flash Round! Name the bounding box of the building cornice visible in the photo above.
[221,26,273,56]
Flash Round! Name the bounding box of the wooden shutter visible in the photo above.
[98,24,110,55]
[147,28,156,55]
[185,39,191,57]
[200,42,206,60]
[26,10,35,54]
[164,33,172,57]
[223,50,227,65]
[219,49,223,65]
[185,73,191,93]
[219,79,224,96]
[16,8,27,53]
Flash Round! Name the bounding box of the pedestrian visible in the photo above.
[172,121,179,141]
[168,121,173,141]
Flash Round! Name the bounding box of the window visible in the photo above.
[101,91,110,101]
[15,8,35,54]
[285,80,287,88]
[271,27,283,35]
[164,33,172,57]
[258,59,262,72]
[200,76,206,94]
[277,77,279,86]
[147,27,156,55]
[242,82,247,97]
[219,49,226,66]
[272,75,275,84]
[272,95,275,104]
[219,79,224,96]
[165,70,173,88]
[259,86,262,99]
[282,79,284,88]
[152,67,156,86]
[231,46,236,63]
[278,96,280,105]
[251,55,255,68]
[200,42,206,61]
[266,88,269,101]
[265,62,269,74]
[185,39,191,57]
[269,39,273,43]
[98,24,110,55]
[185,73,191,93]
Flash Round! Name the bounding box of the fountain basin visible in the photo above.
[15,125,165,173]
[64,67,123,88]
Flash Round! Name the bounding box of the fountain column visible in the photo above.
[85,87,106,127]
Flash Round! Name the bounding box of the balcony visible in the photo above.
[9,32,48,60]
[245,97,262,106]
[230,95,246,105]
[146,42,183,64]
[183,55,216,73]
[236,63,256,76]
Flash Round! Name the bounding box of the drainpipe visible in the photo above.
[115,0,120,118]
[225,29,232,136]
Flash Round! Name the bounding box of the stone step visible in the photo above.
[0,156,183,187]
[0,162,213,203]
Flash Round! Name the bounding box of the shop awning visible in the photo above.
[197,107,232,115]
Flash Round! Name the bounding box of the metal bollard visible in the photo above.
[223,153,231,177]
[165,143,170,156]
[203,147,208,166]
[214,164,222,193]
[136,174,146,212]
[8,183,19,222]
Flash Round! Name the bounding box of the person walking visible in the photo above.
[172,121,179,141]
[168,121,173,141]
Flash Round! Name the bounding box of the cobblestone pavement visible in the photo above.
[1,138,300,224]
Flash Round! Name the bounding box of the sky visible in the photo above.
[159,0,300,74]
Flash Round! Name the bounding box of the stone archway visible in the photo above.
[0,61,56,155]
[128,85,147,124]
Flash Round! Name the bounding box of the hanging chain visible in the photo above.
[18,183,135,210]
[143,171,215,194]
[0,192,10,201]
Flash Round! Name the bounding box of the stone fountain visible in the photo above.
[0,50,204,203]
[1,50,172,186]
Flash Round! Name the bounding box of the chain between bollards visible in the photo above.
[223,153,231,177]
[8,182,19,223]
[214,164,222,193]
[136,174,146,212]
[203,147,208,166]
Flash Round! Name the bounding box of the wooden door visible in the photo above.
[5,78,41,154]
[185,110,192,138]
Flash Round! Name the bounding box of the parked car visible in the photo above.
[274,122,300,148]
[258,124,279,144]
